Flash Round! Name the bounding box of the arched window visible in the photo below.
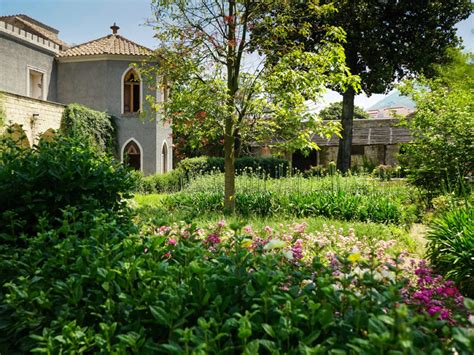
[122,139,142,171]
[123,68,141,113]
[161,141,168,173]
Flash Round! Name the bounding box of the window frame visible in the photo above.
[26,66,47,100]
[121,138,144,172]
[121,68,143,115]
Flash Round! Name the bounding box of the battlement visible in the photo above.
[0,20,60,54]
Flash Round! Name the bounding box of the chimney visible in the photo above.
[110,22,119,34]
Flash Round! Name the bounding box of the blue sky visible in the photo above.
[1,0,473,108]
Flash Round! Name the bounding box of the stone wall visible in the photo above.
[1,91,64,145]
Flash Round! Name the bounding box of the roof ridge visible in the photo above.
[60,34,113,52]
[57,33,152,58]
[114,34,153,52]
[105,34,117,54]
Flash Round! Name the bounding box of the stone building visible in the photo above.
[0,15,172,175]
[289,118,412,171]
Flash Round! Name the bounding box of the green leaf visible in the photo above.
[262,323,275,338]
[149,305,169,326]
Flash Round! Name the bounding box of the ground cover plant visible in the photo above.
[1,136,473,353]
[2,217,474,353]
[161,173,420,225]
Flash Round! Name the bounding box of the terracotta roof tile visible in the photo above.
[58,34,152,58]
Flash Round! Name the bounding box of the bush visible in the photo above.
[61,103,116,153]
[177,156,289,178]
[426,207,474,297]
[1,217,473,353]
[144,169,185,193]
[399,51,473,198]
[0,135,135,237]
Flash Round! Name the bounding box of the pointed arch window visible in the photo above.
[123,140,141,171]
[123,69,141,113]
[162,141,168,173]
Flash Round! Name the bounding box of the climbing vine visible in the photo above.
[60,103,116,153]
[0,93,6,129]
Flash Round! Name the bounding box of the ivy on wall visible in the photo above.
[60,104,117,153]
[0,93,6,128]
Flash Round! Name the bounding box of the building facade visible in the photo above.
[0,15,172,175]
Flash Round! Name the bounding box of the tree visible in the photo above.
[399,50,473,197]
[252,0,472,172]
[144,0,357,212]
[319,101,368,121]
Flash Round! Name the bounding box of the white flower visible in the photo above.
[263,239,286,250]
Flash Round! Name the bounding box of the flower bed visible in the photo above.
[1,216,473,353]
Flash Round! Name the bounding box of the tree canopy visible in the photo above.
[319,102,369,121]
[143,0,358,211]
[399,49,473,197]
[251,0,473,172]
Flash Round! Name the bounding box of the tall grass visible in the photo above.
[162,173,421,225]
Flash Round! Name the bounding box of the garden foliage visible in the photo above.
[61,103,117,153]
[1,137,473,353]
[178,156,289,179]
[400,51,473,197]
[1,218,473,353]
[163,174,420,225]
[426,207,474,297]
[0,135,134,237]
[319,101,369,120]
[135,156,290,194]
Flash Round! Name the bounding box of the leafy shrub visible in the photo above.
[0,93,5,128]
[426,207,474,297]
[143,169,186,193]
[399,51,473,197]
[0,135,135,237]
[1,218,473,353]
[178,156,289,178]
[61,103,117,153]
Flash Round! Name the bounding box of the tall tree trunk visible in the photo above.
[224,0,237,213]
[337,87,355,173]
[224,115,235,213]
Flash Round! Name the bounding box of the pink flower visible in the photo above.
[217,220,226,228]
[205,234,221,245]
[291,239,304,261]
[264,226,273,234]
[168,238,177,246]
[244,225,253,234]
[164,252,171,259]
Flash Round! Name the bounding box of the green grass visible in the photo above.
[159,174,421,225]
